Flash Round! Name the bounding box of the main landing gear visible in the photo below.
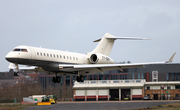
[52,73,61,83]
[77,75,84,82]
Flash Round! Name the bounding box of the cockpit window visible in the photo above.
[13,49,21,51]
[21,49,28,52]
[13,48,28,52]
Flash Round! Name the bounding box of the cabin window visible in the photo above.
[44,53,46,56]
[70,57,72,60]
[57,55,59,58]
[63,56,65,59]
[73,57,75,60]
[50,54,52,57]
[37,52,39,55]
[47,53,49,57]
[76,57,78,61]
[54,54,55,58]
[60,55,62,58]
[67,56,69,59]
[40,53,42,56]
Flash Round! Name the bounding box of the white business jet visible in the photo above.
[5,33,176,83]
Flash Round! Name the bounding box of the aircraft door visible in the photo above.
[30,48,36,60]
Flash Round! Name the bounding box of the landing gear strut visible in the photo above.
[14,64,19,76]
[52,73,61,83]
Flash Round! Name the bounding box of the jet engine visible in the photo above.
[89,53,114,64]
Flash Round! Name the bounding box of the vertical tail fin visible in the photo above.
[90,33,150,56]
[91,33,116,56]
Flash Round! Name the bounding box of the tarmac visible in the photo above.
[22,100,180,110]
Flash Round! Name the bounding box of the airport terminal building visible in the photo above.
[39,63,180,101]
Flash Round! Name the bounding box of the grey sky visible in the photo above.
[0,0,180,72]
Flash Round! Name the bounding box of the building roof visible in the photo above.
[73,79,146,89]
[73,79,180,89]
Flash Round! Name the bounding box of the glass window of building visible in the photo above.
[88,75,92,80]
[176,73,178,81]
[166,73,169,81]
[94,75,98,80]
[147,86,150,90]
[99,75,103,80]
[172,73,175,81]
[138,73,140,79]
[175,85,180,89]
[125,74,127,79]
[73,75,76,81]
[105,75,109,80]
[175,94,179,97]
[132,73,134,79]
[66,75,70,85]
[120,75,124,80]
[167,86,171,90]
[84,75,87,80]
[141,73,144,79]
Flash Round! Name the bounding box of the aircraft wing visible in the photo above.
[59,52,176,74]
[59,61,165,74]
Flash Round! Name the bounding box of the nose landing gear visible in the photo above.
[14,72,19,76]
[14,64,20,76]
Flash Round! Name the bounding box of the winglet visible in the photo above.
[166,52,176,63]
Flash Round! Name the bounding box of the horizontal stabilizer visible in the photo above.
[93,35,150,43]
[93,39,101,42]
[106,37,151,40]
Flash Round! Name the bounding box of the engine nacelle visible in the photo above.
[89,53,114,64]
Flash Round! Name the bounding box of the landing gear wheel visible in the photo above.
[57,76,61,83]
[80,75,84,82]
[52,76,61,83]
[53,77,56,83]
[77,76,80,82]
[17,72,19,76]
[14,72,19,76]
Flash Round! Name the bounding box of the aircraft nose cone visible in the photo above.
[5,52,18,63]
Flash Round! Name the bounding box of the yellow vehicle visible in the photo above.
[42,95,57,104]
[49,95,57,104]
